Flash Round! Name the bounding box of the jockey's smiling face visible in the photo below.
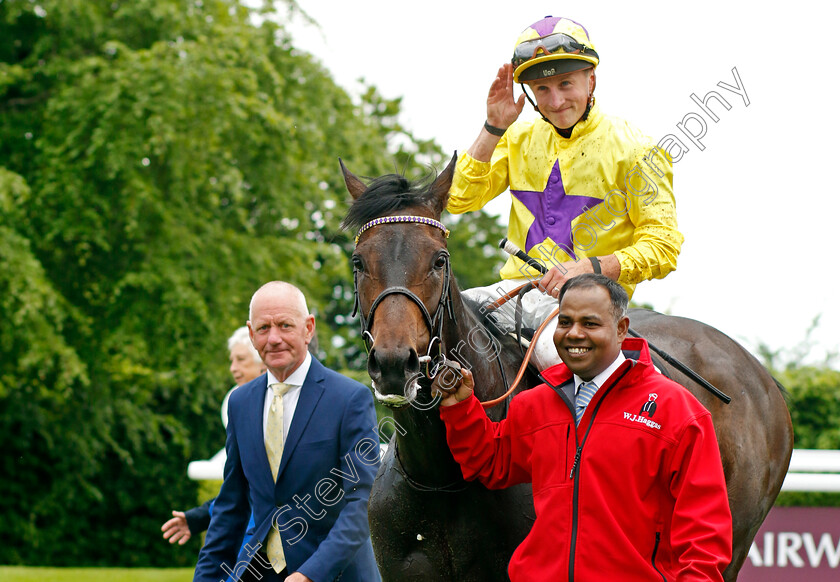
[526,67,595,130]
[553,285,628,381]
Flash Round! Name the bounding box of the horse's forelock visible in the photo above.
[341,172,437,231]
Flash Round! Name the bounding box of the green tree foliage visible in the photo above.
[778,364,840,450]
[760,320,840,507]
[0,0,506,566]
[760,318,840,450]
[444,211,506,291]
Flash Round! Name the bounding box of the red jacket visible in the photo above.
[439,337,731,581]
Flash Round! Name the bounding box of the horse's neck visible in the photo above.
[385,289,492,485]
[391,404,462,486]
[442,287,483,361]
[444,287,510,411]
[388,285,511,485]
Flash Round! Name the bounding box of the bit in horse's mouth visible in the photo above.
[372,379,420,408]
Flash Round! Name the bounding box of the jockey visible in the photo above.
[447,16,684,369]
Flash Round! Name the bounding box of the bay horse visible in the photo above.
[340,154,793,581]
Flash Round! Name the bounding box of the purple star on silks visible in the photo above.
[511,159,603,258]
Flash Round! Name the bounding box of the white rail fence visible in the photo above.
[782,449,840,492]
[190,448,840,492]
[188,448,226,481]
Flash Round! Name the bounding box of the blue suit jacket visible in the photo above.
[194,358,381,582]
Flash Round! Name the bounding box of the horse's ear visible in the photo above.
[428,152,458,216]
[339,158,367,200]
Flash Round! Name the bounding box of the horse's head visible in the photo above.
[341,155,458,407]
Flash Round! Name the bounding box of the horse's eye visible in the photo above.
[352,255,364,272]
[433,253,448,270]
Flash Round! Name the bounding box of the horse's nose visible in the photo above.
[368,346,420,392]
[367,348,382,383]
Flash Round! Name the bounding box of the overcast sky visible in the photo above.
[284,0,839,365]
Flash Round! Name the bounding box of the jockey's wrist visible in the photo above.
[596,254,621,281]
[483,121,507,137]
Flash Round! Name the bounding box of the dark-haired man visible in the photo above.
[437,274,732,581]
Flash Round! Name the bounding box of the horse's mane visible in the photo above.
[461,293,511,342]
[341,172,437,231]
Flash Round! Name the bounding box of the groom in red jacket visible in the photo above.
[437,274,732,581]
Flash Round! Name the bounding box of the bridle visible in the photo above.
[350,214,535,413]
[351,214,472,492]
[351,215,456,365]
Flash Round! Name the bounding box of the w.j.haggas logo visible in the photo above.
[640,393,658,418]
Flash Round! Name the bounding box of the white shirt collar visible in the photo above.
[574,351,626,394]
[263,352,312,442]
[265,351,312,389]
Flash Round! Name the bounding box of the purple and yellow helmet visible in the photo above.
[512,16,599,83]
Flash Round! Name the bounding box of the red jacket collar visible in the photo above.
[540,336,653,387]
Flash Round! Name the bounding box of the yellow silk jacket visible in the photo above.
[448,103,684,298]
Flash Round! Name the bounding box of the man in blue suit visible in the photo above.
[194,281,381,582]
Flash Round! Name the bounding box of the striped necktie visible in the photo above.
[265,381,293,572]
[576,380,599,426]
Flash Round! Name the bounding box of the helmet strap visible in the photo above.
[521,83,539,112]
[520,83,548,124]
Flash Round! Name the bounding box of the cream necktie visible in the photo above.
[265,381,293,572]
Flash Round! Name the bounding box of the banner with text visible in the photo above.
[738,507,840,581]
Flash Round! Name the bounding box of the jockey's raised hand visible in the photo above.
[487,64,526,133]
[468,64,526,162]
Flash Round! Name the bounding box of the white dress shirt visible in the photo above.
[573,351,626,396]
[262,351,312,443]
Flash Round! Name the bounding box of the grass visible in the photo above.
[0,567,194,582]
